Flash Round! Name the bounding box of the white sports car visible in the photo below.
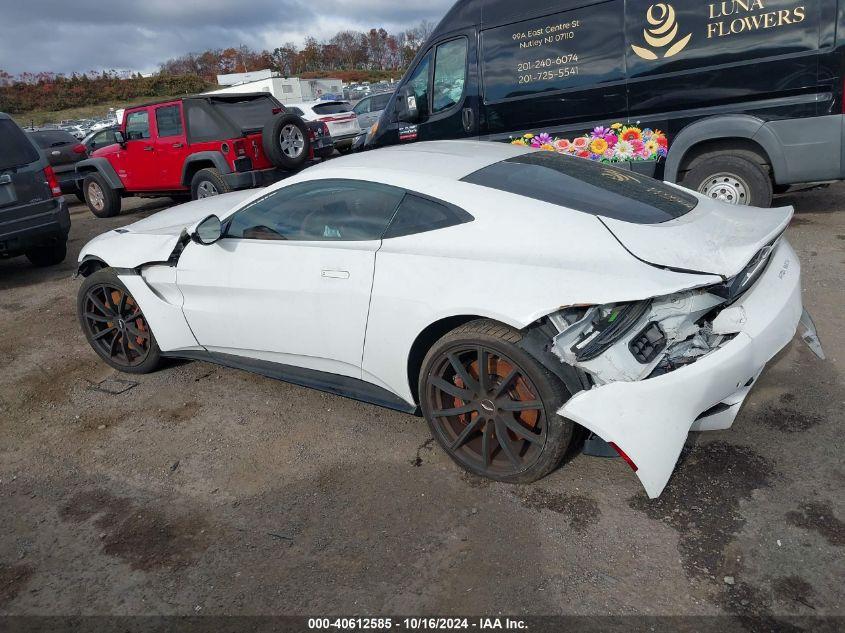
[76,141,823,497]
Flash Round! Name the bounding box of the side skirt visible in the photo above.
[163,350,419,415]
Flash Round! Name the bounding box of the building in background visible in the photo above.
[207,71,344,104]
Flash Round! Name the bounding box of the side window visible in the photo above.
[406,52,432,118]
[226,180,405,242]
[353,98,370,115]
[432,39,468,113]
[94,130,115,147]
[125,110,150,141]
[383,194,473,239]
[373,93,391,111]
[155,105,183,138]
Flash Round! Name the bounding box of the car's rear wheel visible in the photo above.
[682,154,773,208]
[262,114,311,170]
[25,241,67,267]
[78,268,161,374]
[191,168,232,200]
[419,319,574,483]
[83,173,121,218]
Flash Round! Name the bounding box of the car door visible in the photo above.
[152,102,188,189]
[176,179,406,380]
[120,108,159,190]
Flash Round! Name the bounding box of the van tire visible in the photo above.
[25,241,67,267]
[83,173,121,218]
[682,154,772,208]
[191,168,232,200]
[262,114,311,171]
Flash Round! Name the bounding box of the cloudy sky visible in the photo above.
[0,0,454,76]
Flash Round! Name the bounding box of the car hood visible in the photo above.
[125,190,254,237]
[599,192,792,279]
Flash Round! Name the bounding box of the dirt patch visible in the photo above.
[60,488,211,571]
[785,502,844,546]
[751,394,823,433]
[0,302,25,313]
[411,437,435,467]
[460,471,491,489]
[789,217,814,226]
[163,401,201,424]
[772,575,816,610]
[0,564,34,609]
[517,488,600,533]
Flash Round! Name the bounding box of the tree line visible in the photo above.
[0,21,433,115]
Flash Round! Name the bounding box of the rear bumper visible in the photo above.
[0,197,70,257]
[560,239,804,498]
[54,168,81,194]
[332,131,360,148]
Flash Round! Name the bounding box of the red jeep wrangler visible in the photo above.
[76,93,333,217]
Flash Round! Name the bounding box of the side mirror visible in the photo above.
[396,86,419,123]
[192,215,223,245]
[114,131,126,146]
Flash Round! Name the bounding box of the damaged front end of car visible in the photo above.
[530,237,822,498]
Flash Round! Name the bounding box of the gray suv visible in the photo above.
[0,113,70,266]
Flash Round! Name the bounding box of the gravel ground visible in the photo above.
[0,188,842,624]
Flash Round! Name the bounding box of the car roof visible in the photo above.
[311,140,534,181]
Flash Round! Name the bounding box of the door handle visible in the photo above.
[172,143,184,148]
[462,107,475,133]
[321,269,350,279]
[143,146,154,152]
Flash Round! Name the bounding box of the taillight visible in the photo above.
[72,144,86,154]
[43,166,62,197]
[272,107,282,115]
[609,442,638,472]
[233,140,247,157]
[321,122,330,135]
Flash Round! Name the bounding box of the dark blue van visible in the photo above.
[365,0,843,207]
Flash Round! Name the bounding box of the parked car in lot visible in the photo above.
[74,141,823,497]
[353,92,393,132]
[76,93,333,217]
[27,129,88,202]
[287,101,361,153]
[0,112,70,266]
[81,126,118,154]
[367,0,845,208]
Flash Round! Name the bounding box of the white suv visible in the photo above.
[287,101,361,153]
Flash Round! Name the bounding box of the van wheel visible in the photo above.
[262,114,311,170]
[682,154,772,208]
[84,173,121,218]
[26,241,67,267]
[191,168,231,200]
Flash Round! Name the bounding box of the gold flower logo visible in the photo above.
[631,3,692,60]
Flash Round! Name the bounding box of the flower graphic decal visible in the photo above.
[631,3,692,61]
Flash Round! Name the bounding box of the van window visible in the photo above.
[461,151,698,224]
[432,39,468,113]
[406,51,432,118]
[480,1,626,103]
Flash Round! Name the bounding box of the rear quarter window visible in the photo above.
[461,151,697,224]
[0,119,40,169]
[383,194,474,239]
[29,130,77,148]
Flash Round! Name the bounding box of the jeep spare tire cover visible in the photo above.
[263,114,311,170]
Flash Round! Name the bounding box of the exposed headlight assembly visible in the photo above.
[555,301,652,362]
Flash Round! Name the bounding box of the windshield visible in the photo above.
[461,151,698,224]
[312,102,352,115]
[0,119,40,169]
[210,96,281,130]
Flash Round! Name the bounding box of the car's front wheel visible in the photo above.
[78,268,162,374]
[419,319,574,483]
[83,173,122,218]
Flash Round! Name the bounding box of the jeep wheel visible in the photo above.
[84,173,121,218]
[25,241,67,267]
[191,168,232,200]
[263,114,311,171]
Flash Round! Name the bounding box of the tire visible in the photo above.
[78,268,162,374]
[190,168,232,200]
[419,319,574,484]
[83,173,121,218]
[25,241,67,267]
[682,154,773,208]
[262,114,311,170]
